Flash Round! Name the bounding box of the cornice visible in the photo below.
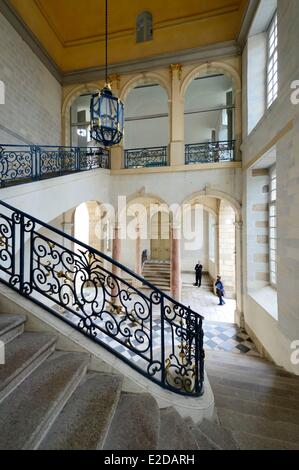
[0,0,62,83]
[0,0,240,86]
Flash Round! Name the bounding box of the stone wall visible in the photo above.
[0,13,61,145]
[242,0,299,371]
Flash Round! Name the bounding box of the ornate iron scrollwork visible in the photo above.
[125,146,168,168]
[0,199,204,397]
[185,140,235,165]
[0,145,109,187]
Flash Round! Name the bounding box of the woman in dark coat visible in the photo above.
[215,275,225,305]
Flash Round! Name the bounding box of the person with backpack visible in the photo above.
[215,275,225,305]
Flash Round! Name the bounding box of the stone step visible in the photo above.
[0,351,89,450]
[218,407,299,444]
[232,430,299,450]
[0,314,27,344]
[209,374,299,401]
[206,365,299,391]
[198,418,238,450]
[205,349,275,368]
[206,356,298,381]
[185,417,217,450]
[103,393,160,450]
[158,408,199,450]
[39,372,123,450]
[211,382,299,409]
[214,393,299,426]
[0,331,57,403]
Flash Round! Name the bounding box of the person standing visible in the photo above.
[194,261,203,287]
[215,275,225,305]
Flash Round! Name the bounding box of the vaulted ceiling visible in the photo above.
[8,0,248,73]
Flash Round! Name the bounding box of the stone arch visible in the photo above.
[119,72,171,102]
[180,61,241,98]
[182,189,242,223]
[182,188,243,322]
[62,82,103,146]
[180,62,242,159]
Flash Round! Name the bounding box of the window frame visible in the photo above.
[269,165,277,288]
[266,12,278,109]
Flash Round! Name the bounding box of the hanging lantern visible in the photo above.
[90,0,124,147]
[90,85,124,146]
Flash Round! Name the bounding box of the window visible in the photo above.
[136,11,153,43]
[267,13,278,108]
[269,166,277,286]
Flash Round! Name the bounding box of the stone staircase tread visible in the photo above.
[206,356,297,380]
[198,418,238,450]
[205,349,279,367]
[185,417,217,450]
[158,407,199,450]
[39,372,123,450]
[206,366,299,391]
[214,393,299,425]
[0,314,27,343]
[218,407,299,444]
[0,351,89,450]
[0,331,57,402]
[211,382,299,409]
[103,393,160,450]
[232,430,299,450]
[209,374,299,400]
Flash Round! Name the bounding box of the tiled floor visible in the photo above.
[203,320,259,356]
[60,273,259,363]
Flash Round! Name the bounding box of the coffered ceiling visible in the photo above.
[7,0,248,74]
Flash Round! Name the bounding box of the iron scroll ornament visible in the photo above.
[0,199,204,397]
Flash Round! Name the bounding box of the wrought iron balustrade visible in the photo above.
[0,145,109,188]
[125,146,168,168]
[185,140,235,165]
[0,200,204,397]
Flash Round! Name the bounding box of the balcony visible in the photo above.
[124,146,168,169]
[185,140,235,165]
[0,145,109,187]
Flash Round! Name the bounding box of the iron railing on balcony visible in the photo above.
[0,145,109,188]
[0,199,205,397]
[125,146,168,169]
[185,140,235,165]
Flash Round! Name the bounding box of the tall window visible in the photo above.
[136,11,153,43]
[269,166,277,286]
[267,13,278,108]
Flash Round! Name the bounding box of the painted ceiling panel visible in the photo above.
[9,0,248,72]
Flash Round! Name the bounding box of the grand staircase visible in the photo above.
[1,312,299,450]
[142,260,171,291]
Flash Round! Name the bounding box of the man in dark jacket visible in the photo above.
[194,261,203,287]
[215,275,225,305]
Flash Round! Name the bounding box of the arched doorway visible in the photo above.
[150,210,170,261]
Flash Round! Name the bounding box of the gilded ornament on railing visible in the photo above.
[0,199,205,397]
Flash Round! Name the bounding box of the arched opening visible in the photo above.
[184,73,235,164]
[124,82,169,168]
[180,194,239,324]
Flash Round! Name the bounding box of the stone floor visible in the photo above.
[181,272,236,323]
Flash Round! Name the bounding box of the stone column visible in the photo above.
[169,64,185,167]
[135,223,142,276]
[110,144,124,170]
[109,222,122,310]
[235,221,244,328]
[171,225,181,301]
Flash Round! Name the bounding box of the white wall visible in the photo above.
[0,13,61,145]
[242,0,299,371]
